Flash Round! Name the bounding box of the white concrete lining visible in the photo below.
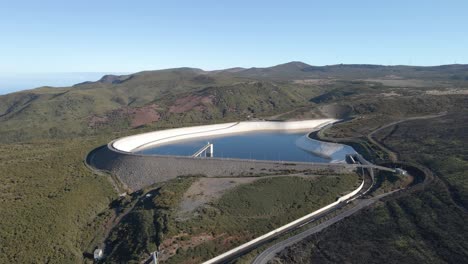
[112,119,338,153]
[296,134,357,163]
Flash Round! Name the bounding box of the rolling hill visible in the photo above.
[1,62,467,143]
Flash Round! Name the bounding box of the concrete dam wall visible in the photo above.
[88,119,355,191]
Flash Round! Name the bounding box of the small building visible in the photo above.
[395,168,407,175]
[94,248,103,261]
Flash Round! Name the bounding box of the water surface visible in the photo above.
[136,130,356,163]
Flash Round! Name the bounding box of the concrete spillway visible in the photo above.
[295,136,357,163]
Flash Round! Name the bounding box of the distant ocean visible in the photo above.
[0,72,128,95]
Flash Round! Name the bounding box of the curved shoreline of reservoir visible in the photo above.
[111,119,338,153]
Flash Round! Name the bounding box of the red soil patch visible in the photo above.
[88,104,161,128]
[127,104,161,127]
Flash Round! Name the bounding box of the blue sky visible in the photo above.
[0,72,128,94]
[1,0,467,73]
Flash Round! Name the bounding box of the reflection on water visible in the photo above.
[136,130,356,163]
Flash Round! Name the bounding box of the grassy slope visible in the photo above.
[0,139,116,263]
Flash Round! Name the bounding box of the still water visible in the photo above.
[136,130,356,163]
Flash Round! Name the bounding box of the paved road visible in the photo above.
[366,113,447,162]
[252,191,397,264]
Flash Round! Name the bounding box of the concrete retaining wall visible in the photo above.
[338,180,365,202]
[89,145,353,191]
[112,119,337,153]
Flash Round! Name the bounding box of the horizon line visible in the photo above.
[1,61,467,75]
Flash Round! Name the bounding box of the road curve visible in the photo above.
[366,112,447,161]
[252,191,397,264]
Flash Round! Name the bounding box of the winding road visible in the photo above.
[366,112,447,161]
[250,114,443,264]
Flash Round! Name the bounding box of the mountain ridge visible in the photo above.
[0,61,467,142]
[3,61,468,95]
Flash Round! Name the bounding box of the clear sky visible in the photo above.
[1,0,467,73]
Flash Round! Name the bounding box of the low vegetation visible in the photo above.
[104,177,196,263]
[104,174,359,263]
[376,112,468,208]
[0,138,116,263]
[277,182,468,264]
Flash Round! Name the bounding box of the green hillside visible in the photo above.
[2,62,467,142]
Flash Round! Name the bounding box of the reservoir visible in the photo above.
[135,130,356,163]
